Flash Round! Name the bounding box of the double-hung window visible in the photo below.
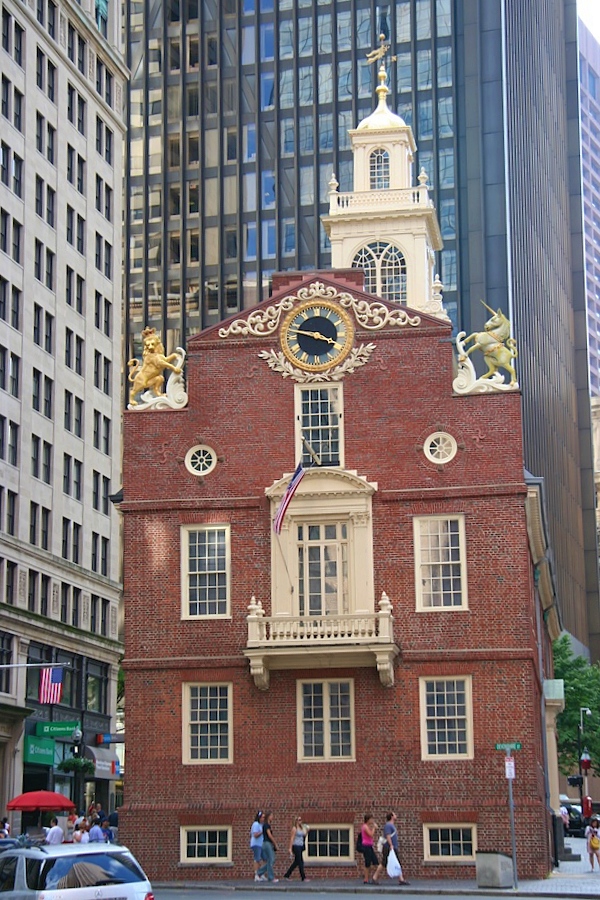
[296,384,343,467]
[297,679,354,761]
[420,676,473,759]
[183,683,232,764]
[413,516,467,610]
[182,525,229,618]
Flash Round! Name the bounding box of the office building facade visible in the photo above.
[580,20,600,397]
[124,0,599,658]
[0,0,126,814]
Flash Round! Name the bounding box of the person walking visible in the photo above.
[360,814,379,884]
[258,811,279,883]
[372,811,410,885]
[585,816,600,871]
[284,815,309,881]
[250,812,266,881]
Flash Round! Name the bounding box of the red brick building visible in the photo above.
[119,67,561,882]
[120,267,560,882]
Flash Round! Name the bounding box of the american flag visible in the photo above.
[273,463,305,534]
[39,667,63,704]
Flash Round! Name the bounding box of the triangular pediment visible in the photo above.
[189,271,449,350]
[266,467,377,500]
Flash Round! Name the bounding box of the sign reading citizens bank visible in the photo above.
[24,735,55,766]
[35,721,80,738]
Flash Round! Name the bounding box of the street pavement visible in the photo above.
[154,838,600,899]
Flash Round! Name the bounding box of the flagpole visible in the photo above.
[0,662,72,669]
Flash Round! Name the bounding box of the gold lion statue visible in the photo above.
[128,327,182,406]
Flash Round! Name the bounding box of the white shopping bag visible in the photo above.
[386,847,402,879]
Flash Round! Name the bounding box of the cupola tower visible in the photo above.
[323,62,448,321]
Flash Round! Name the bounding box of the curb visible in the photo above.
[152,880,600,899]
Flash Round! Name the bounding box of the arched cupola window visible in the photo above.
[352,241,407,303]
[369,148,390,190]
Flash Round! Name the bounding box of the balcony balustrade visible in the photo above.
[243,592,399,690]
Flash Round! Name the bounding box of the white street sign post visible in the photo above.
[495,743,520,889]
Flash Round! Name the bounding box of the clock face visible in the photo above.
[280,300,355,372]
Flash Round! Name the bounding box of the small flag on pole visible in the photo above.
[39,667,63,704]
[273,463,305,534]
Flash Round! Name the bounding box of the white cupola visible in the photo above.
[322,63,449,321]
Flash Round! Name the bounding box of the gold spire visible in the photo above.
[356,44,405,132]
[375,63,390,109]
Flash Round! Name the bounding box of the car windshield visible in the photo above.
[34,853,146,891]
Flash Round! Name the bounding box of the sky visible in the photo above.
[578,0,600,41]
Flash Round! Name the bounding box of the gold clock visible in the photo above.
[280,300,355,372]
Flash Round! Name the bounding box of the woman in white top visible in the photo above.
[585,816,600,871]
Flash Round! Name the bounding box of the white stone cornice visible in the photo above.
[266,468,377,500]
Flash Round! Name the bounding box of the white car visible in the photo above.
[0,842,154,900]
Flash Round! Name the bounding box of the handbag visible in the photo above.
[386,847,402,879]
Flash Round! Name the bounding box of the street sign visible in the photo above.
[495,742,522,751]
[96,733,125,745]
[505,756,516,780]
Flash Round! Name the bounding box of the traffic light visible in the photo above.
[71,743,81,758]
[567,775,583,787]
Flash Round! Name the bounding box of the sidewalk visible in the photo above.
[155,839,600,899]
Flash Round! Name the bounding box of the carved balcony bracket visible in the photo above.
[375,650,396,687]
[249,657,270,691]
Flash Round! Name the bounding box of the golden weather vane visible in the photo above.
[365,32,396,64]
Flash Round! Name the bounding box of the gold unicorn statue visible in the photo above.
[460,301,518,385]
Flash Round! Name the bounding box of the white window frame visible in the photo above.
[352,241,407,303]
[296,520,349,616]
[419,676,473,760]
[181,524,231,620]
[369,147,390,190]
[295,383,344,468]
[179,825,231,864]
[413,515,468,611]
[297,678,355,762]
[305,825,353,862]
[183,682,233,765]
[423,823,477,862]
[268,470,376,619]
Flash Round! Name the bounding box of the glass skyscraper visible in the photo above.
[124,0,599,659]
[124,0,458,352]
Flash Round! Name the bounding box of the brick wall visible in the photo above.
[120,275,550,881]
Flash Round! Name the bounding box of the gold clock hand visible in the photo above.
[290,327,332,342]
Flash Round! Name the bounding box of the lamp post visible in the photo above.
[581,748,592,797]
[71,727,84,814]
[577,707,592,807]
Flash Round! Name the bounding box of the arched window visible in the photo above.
[351,245,378,294]
[380,245,407,302]
[369,148,390,190]
[352,242,407,303]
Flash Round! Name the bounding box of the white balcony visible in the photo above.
[327,185,433,217]
[243,593,399,691]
